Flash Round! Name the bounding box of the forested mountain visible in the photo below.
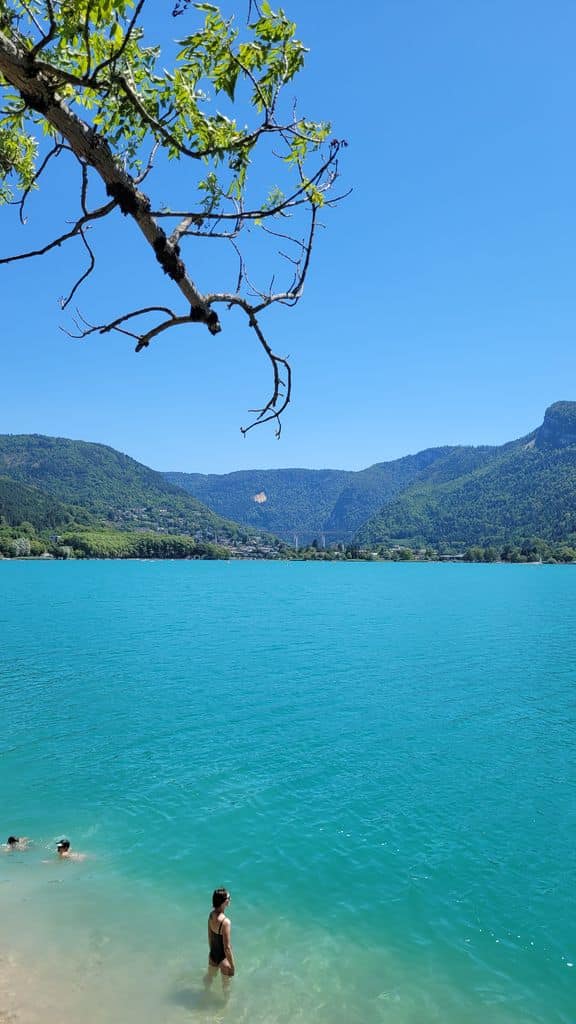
[0,435,264,545]
[165,468,353,543]
[357,403,576,549]
[165,446,517,543]
[165,449,463,543]
[323,447,457,536]
[0,475,90,531]
[166,403,576,549]
[3,402,576,555]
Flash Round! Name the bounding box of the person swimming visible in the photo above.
[56,839,85,861]
[3,835,29,850]
[205,888,235,994]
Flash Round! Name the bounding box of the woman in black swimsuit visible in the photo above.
[205,888,235,992]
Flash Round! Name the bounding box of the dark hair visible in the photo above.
[212,888,229,909]
[57,839,70,851]
[7,836,18,846]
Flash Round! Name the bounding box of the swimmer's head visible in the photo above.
[7,836,19,847]
[57,839,70,853]
[212,888,230,910]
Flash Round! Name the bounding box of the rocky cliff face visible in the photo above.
[535,402,576,449]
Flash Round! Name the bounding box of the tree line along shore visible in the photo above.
[1,522,575,564]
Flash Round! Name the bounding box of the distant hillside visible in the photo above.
[357,403,576,549]
[0,475,90,531]
[165,468,352,543]
[0,435,263,545]
[165,449,461,543]
[166,402,576,549]
[4,402,576,555]
[323,448,457,537]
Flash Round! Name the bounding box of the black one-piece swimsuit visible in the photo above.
[209,919,225,965]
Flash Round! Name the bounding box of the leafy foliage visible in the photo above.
[0,0,330,200]
[60,528,230,559]
[0,124,36,202]
[0,1,342,433]
[461,539,576,564]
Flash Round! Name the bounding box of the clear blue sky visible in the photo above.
[2,0,575,472]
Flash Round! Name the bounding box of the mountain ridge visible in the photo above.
[164,403,576,547]
[0,433,277,549]
[3,402,576,553]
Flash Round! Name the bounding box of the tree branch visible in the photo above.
[114,72,268,161]
[0,27,221,334]
[29,0,56,58]
[15,137,65,224]
[0,197,116,265]
[150,139,344,222]
[90,0,147,80]
[134,142,159,184]
[64,305,200,353]
[241,311,291,438]
[59,227,95,309]
[0,6,345,438]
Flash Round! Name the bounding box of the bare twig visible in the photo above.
[29,0,56,57]
[247,1,262,21]
[65,291,292,436]
[134,314,193,351]
[241,311,291,437]
[150,139,343,222]
[79,161,89,216]
[134,142,159,184]
[205,204,317,313]
[196,292,292,436]
[18,0,43,35]
[16,138,64,224]
[82,0,94,80]
[181,226,240,239]
[59,228,95,309]
[64,305,200,354]
[64,305,177,339]
[229,237,247,295]
[0,197,116,265]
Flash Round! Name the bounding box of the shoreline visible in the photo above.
[0,555,569,565]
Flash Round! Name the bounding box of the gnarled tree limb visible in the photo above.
[0,27,220,333]
[0,2,344,434]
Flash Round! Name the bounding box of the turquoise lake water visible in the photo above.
[0,561,574,1023]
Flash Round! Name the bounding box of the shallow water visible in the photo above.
[0,561,574,1023]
